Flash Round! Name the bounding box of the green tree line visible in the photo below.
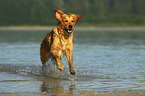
[0,0,145,26]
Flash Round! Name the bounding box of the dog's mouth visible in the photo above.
[65,28,73,34]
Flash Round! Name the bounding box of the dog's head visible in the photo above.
[53,8,81,34]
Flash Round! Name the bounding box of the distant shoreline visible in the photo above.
[0,26,145,31]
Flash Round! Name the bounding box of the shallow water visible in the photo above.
[0,29,145,95]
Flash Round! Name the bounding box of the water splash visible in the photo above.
[42,59,77,80]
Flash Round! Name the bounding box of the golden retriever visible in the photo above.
[40,8,81,75]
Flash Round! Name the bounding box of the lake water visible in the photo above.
[0,28,145,95]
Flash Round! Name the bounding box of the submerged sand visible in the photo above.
[0,90,145,96]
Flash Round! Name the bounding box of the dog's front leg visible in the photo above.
[55,57,64,71]
[66,51,76,75]
[51,49,64,71]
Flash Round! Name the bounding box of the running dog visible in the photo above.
[40,8,81,75]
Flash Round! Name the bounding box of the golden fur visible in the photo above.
[40,8,81,75]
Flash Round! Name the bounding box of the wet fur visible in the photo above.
[40,8,81,75]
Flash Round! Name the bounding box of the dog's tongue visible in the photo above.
[68,30,72,32]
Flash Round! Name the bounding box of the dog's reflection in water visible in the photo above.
[40,81,76,96]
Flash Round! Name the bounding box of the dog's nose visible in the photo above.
[69,25,73,29]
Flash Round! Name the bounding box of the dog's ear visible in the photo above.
[53,8,64,22]
[75,14,82,22]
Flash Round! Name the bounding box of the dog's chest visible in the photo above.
[60,38,72,50]
[58,37,72,56]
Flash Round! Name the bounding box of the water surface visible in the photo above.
[0,29,145,95]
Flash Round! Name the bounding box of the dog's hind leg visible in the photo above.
[40,44,49,69]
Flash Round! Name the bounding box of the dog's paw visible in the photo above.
[58,66,64,71]
[70,70,76,75]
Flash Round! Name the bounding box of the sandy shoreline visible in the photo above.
[0,26,145,31]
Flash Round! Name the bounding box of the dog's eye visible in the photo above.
[65,20,68,22]
[72,20,74,22]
